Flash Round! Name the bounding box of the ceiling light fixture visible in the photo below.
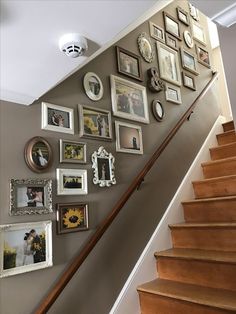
[212,3,236,27]
[59,33,88,58]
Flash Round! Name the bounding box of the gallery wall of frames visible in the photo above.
[0,0,217,286]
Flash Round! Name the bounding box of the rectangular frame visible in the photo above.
[182,71,196,91]
[115,120,143,155]
[10,178,52,215]
[56,168,88,195]
[0,220,52,278]
[41,102,74,134]
[196,45,211,68]
[110,75,149,124]
[78,104,112,140]
[56,203,89,234]
[165,33,178,51]
[149,21,165,43]
[176,6,190,26]
[180,48,199,75]
[165,83,182,104]
[192,21,206,45]
[163,11,181,40]
[59,139,87,164]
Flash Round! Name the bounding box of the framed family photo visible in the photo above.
[196,45,211,68]
[10,178,52,215]
[149,21,165,43]
[83,72,104,101]
[180,48,199,75]
[0,221,52,278]
[56,203,89,234]
[59,140,86,164]
[165,83,182,104]
[41,102,74,134]
[110,75,149,124]
[163,11,181,40]
[78,104,112,140]
[182,71,196,90]
[56,168,88,195]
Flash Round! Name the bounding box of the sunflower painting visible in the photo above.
[57,203,89,234]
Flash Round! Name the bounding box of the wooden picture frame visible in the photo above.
[163,11,181,40]
[196,45,211,68]
[176,6,190,26]
[165,33,178,51]
[149,21,165,43]
[180,48,199,75]
[152,100,165,121]
[182,71,196,90]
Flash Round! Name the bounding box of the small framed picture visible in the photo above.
[165,83,182,104]
[91,146,116,187]
[149,21,165,43]
[116,46,143,81]
[165,33,178,51]
[110,75,149,124]
[152,100,165,122]
[163,11,181,40]
[182,71,196,90]
[176,6,190,25]
[24,136,52,173]
[0,221,52,278]
[59,140,86,164]
[56,203,89,234]
[196,45,211,68]
[41,102,74,134]
[189,3,200,21]
[183,30,194,48]
[10,178,52,215]
[83,72,104,101]
[192,21,206,45]
[180,48,199,75]
[115,121,143,155]
[56,168,88,195]
[78,104,112,140]
[137,32,155,63]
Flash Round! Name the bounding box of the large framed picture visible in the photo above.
[83,72,104,101]
[78,104,112,140]
[10,178,53,215]
[110,75,149,124]
[115,121,143,155]
[149,21,165,43]
[156,42,181,86]
[192,21,206,45]
[41,102,74,134]
[0,221,52,278]
[163,11,181,40]
[165,83,182,104]
[56,203,89,234]
[180,48,199,75]
[116,46,143,81]
[196,45,211,68]
[59,139,86,164]
[56,168,88,195]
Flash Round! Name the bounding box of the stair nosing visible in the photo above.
[210,141,236,152]
[192,173,236,184]
[217,130,236,137]
[182,195,236,205]
[201,156,236,167]
[169,222,236,228]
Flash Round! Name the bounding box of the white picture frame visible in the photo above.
[83,72,104,101]
[56,168,88,195]
[192,21,206,45]
[165,83,182,104]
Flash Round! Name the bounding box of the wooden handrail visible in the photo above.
[34,71,219,314]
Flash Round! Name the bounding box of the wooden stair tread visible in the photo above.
[202,156,236,166]
[182,195,236,205]
[137,279,236,311]
[155,248,236,264]
[169,222,236,228]
[193,174,236,184]
[210,141,236,152]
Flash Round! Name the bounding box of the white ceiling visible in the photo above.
[0,0,236,106]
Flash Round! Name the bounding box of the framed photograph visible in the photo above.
[78,104,112,140]
[56,168,88,195]
[91,146,116,187]
[10,178,52,216]
[165,33,178,51]
[41,102,74,134]
[163,11,181,40]
[59,140,86,164]
[156,42,181,86]
[152,100,165,122]
[110,75,149,124]
[83,72,104,101]
[149,21,165,43]
[189,3,200,21]
[180,48,199,75]
[115,121,143,155]
[183,30,194,48]
[24,136,52,173]
[165,83,182,104]
[116,46,143,81]
[0,221,52,278]
[196,45,211,68]
[177,6,190,25]
[137,32,155,63]
[192,21,206,45]
[56,203,89,234]
[182,71,196,90]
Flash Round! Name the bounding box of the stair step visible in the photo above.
[138,279,236,314]
[217,130,236,146]
[210,142,236,161]
[192,174,236,199]
[155,248,236,291]
[222,121,235,132]
[169,222,236,252]
[202,157,236,179]
[182,196,236,222]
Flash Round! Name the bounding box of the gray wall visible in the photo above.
[0,1,220,313]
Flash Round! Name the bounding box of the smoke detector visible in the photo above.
[59,33,88,58]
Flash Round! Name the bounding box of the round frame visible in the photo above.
[137,32,155,63]
[183,30,194,48]
[24,137,52,173]
[83,72,104,101]
[152,100,165,122]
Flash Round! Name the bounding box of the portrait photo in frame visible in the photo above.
[57,168,88,195]
[149,21,165,43]
[196,45,211,68]
[180,48,199,75]
[83,72,104,101]
[163,11,181,40]
[182,71,196,90]
[165,83,182,104]
[59,139,86,164]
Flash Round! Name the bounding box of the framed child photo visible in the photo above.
[56,203,89,234]
[56,168,88,195]
[41,102,74,134]
[59,139,86,164]
[0,221,52,278]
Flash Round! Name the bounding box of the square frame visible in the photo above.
[56,168,88,195]
[59,139,87,164]
[165,33,178,51]
[149,21,165,43]
[182,71,196,91]
[163,11,181,40]
[165,83,182,104]
[41,102,74,134]
[192,21,206,45]
[196,45,211,68]
[180,48,199,75]
[176,6,190,26]
[0,220,52,278]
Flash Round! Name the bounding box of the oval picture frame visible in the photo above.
[152,100,165,122]
[83,72,104,101]
[183,30,194,48]
[137,32,155,63]
[24,136,52,173]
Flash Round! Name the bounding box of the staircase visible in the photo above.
[137,120,236,314]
